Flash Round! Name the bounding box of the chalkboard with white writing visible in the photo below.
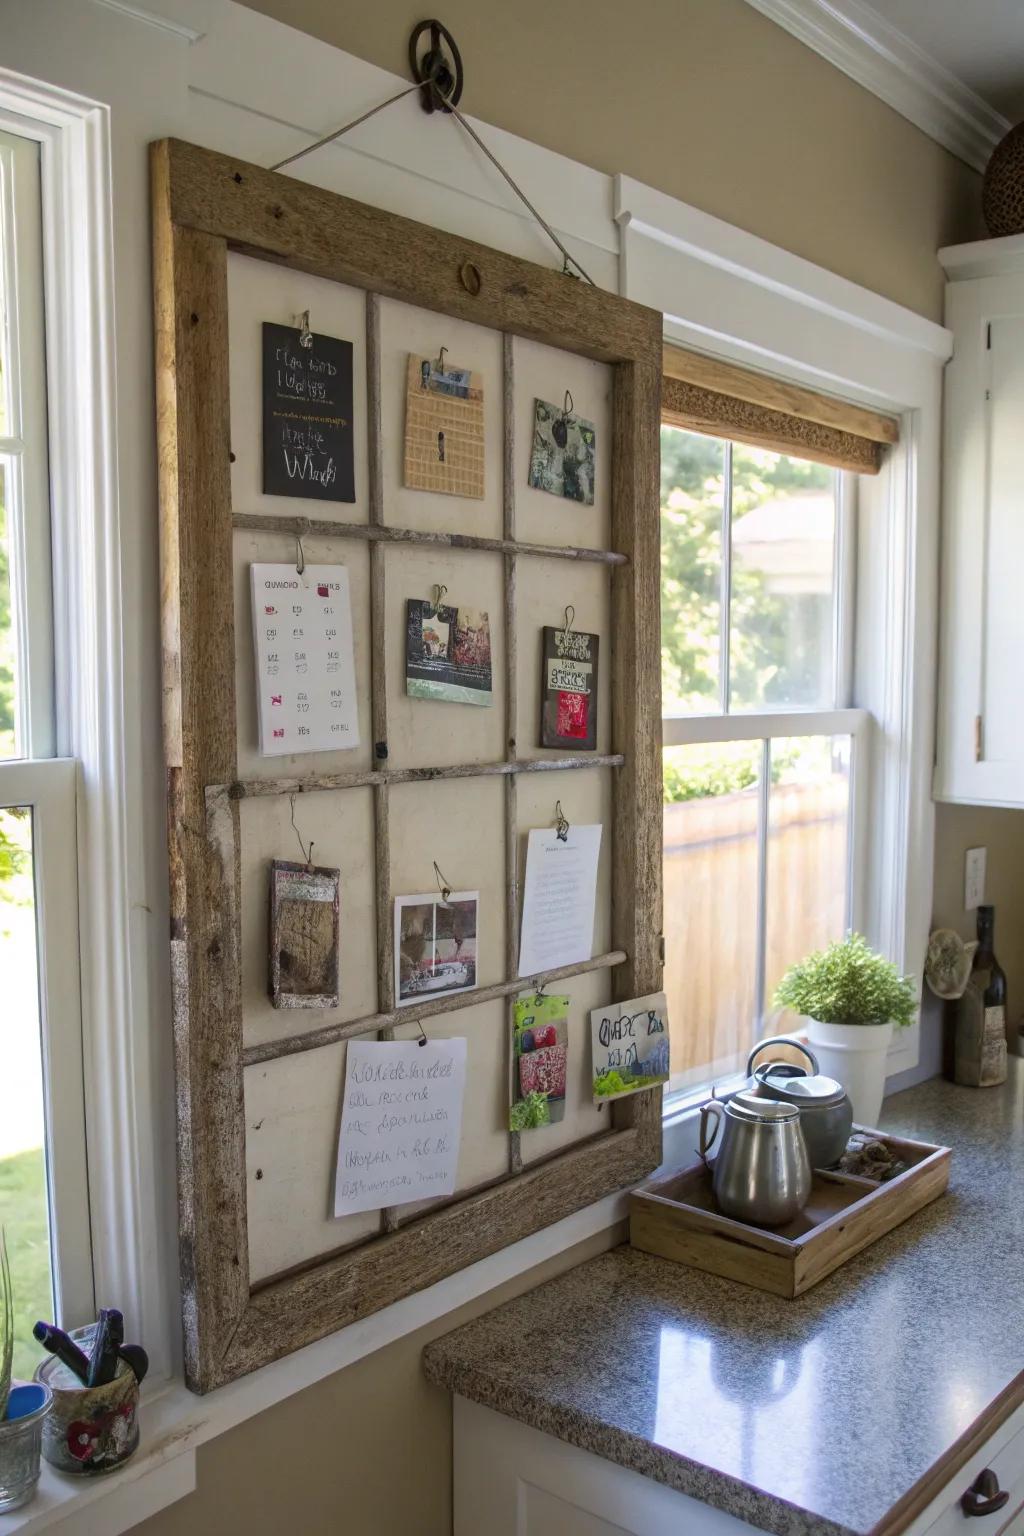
[261,322,355,502]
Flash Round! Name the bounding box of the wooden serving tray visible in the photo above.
[629,1130,950,1297]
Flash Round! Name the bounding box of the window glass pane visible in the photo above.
[0,461,17,759]
[0,805,54,1379]
[764,736,851,1032]
[663,742,761,1092]
[660,426,723,715]
[729,446,836,710]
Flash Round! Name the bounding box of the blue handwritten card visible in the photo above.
[590,992,670,1102]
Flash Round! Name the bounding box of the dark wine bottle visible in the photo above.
[953,905,1008,1087]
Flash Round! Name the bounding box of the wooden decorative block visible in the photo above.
[403,353,485,498]
[269,859,340,1009]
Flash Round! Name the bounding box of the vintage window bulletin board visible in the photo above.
[152,137,663,1393]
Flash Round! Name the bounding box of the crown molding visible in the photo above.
[742,0,1010,173]
[89,0,211,43]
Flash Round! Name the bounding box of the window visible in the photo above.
[661,424,867,1101]
[0,128,91,1376]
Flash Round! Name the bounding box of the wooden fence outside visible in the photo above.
[663,777,849,1092]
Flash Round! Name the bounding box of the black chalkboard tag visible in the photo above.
[540,625,598,750]
[262,322,355,502]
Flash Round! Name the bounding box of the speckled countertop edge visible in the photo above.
[423,1345,855,1536]
[423,1068,1024,1536]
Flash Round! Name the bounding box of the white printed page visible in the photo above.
[517,824,602,976]
[251,562,359,755]
[334,1038,467,1217]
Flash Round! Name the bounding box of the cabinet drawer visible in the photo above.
[922,1413,1024,1536]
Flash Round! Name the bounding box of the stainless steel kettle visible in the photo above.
[745,1036,853,1169]
[699,1096,811,1227]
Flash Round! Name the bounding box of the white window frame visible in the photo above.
[0,129,93,1324]
[660,445,869,1104]
[617,174,951,1095]
[0,67,175,1382]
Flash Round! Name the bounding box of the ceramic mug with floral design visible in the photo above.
[34,1325,139,1475]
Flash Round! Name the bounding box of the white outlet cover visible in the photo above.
[965,846,987,911]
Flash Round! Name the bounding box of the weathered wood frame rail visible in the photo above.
[152,137,664,1393]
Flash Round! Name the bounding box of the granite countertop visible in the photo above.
[423,1062,1024,1536]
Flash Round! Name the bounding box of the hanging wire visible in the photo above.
[267,76,596,285]
[270,82,424,171]
[289,794,314,867]
[433,860,453,903]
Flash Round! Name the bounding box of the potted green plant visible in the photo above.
[773,934,916,1127]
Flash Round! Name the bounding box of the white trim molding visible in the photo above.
[741,0,1009,174]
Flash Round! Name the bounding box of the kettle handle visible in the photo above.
[746,1036,819,1078]
[699,1101,723,1164]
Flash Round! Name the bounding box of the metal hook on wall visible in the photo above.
[562,389,574,420]
[562,605,575,646]
[416,1019,428,1048]
[289,794,314,869]
[554,801,570,842]
[295,533,306,578]
[436,345,448,376]
[432,583,448,616]
[297,309,313,349]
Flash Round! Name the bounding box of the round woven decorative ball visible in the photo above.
[983,121,1024,237]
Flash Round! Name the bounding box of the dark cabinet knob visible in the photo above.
[961,1469,1010,1517]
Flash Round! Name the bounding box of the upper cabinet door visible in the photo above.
[936,254,1024,808]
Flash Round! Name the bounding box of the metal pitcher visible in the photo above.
[699,1096,811,1227]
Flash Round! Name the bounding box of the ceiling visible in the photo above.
[856,0,1024,121]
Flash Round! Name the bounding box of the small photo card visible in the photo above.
[540,625,599,750]
[334,1037,467,1217]
[528,397,596,505]
[510,993,569,1131]
[395,891,479,1007]
[403,353,485,499]
[268,859,340,1010]
[590,992,670,1102]
[405,598,493,707]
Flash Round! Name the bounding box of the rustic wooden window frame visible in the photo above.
[152,137,664,1394]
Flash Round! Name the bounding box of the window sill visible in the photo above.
[4,1189,630,1535]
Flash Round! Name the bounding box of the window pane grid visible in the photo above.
[661,425,857,1105]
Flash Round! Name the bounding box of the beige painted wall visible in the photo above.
[241,0,984,320]
[131,5,1021,1534]
[133,1227,620,1536]
[932,805,1024,1021]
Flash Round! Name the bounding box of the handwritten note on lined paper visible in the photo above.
[517,824,602,977]
[333,1039,467,1218]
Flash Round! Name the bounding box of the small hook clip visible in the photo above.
[298,309,313,350]
[289,793,314,868]
[432,583,448,615]
[416,1019,428,1048]
[436,345,447,376]
[295,534,306,578]
[562,605,575,645]
[554,801,570,842]
[562,389,574,420]
[433,860,453,905]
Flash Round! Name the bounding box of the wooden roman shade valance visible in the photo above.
[662,344,899,475]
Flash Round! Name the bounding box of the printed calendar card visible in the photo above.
[251,562,359,756]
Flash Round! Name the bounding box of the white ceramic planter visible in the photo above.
[803,1018,894,1128]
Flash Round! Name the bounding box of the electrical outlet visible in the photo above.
[965,846,987,911]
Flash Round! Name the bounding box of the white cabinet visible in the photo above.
[454,1392,1024,1536]
[935,235,1024,807]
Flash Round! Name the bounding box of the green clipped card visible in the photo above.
[509,994,569,1131]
